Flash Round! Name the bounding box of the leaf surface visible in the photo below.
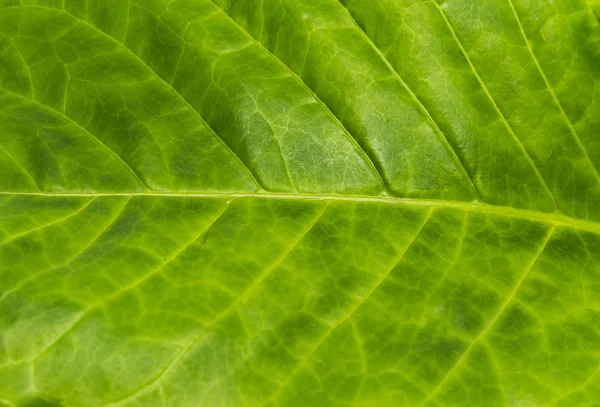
[1,1,600,406]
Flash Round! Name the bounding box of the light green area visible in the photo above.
[0,0,599,406]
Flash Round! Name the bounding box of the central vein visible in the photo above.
[1,191,599,234]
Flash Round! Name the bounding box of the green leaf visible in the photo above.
[1,0,599,406]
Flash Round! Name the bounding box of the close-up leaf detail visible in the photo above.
[1,0,600,406]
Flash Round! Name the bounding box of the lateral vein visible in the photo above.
[0,4,263,191]
[99,201,331,406]
[29,198,228,367]
[205,0,390,194]
[433,0,557,210]
[0,197,94,246]
[335,0,481,201]
[0,87,147,190]
[506,0,600,184]
[264,208,433,405]
[418,225,556,406]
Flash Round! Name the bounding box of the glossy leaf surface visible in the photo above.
[1,1,600,406]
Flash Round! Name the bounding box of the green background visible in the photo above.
[1,0,600,406]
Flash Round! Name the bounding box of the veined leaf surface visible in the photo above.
[1,0,600,406]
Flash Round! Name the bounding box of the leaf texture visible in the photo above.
[1,1,600,406]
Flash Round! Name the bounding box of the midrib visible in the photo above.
[2,191,599,235]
